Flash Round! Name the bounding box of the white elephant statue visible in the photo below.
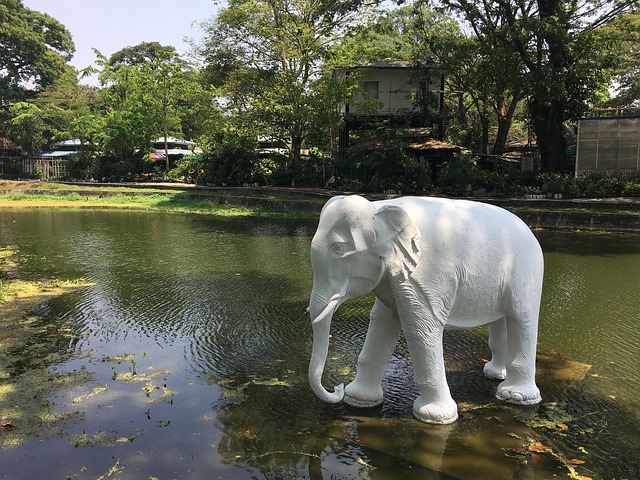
[308,195,543,424]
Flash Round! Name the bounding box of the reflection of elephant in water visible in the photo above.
[308,195,543,424]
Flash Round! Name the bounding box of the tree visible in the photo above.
[199,0,377,183]
[435,0,638,171]
[340,5,525,155]
[7,102,46,155]
[95,51,158,169]
[93,46,204,173]
[32,75,103,177]
[0,0,75,103]
[603,11,640,107]
[106,44,209,172]
[107,41,178,68]
[326,6,413,66]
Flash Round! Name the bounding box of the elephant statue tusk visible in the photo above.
[311,294,342,325]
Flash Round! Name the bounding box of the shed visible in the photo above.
[576,110,640,179]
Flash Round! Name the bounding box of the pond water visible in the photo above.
[1,208,639,479]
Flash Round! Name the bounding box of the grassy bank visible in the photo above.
[0,181,320,218]
[3,180,640,222]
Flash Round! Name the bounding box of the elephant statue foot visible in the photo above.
[483,360,507,380]
[413,390,459,425]
[344,381,384,408]
[496,382,541,405]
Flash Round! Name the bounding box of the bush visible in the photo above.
[438,154,481,195]
[538,172,572,195]
[623,182,640,196]
[571,173,624,198]
[67,154,100,180]
[199,130,259,186]
[164,155,205,184]
[334,139,430,194]
[97,156,141,182]
[478,159,523,197]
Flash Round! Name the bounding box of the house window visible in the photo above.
[362,81,379,101]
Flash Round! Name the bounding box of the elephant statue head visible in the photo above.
[308,195,421,403]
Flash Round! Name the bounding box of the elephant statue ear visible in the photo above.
[373,205,421,282]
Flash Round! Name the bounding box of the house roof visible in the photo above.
[333,59,415,72]
[52,139,85,147]
[34,150,79,158]
[152,148,200,157]
[354,59,411,69]
[153,137,196,147]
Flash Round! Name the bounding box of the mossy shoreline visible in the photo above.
[0,246,94,449]
[3,179,640,231]
[0,180,324,218]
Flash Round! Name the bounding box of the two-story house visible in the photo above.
[332,60,445,154]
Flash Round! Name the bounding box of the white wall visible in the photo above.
[341,68,441,116]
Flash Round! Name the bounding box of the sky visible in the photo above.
[22,0,220,82]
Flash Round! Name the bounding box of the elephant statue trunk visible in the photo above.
[308,292,345,403]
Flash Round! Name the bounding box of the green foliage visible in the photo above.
[570,173,625,198]
[198,129,258,186]
[623,182,640,196]
[107,42,178,67]
[93,46,208,172]
[199,0,376,179]
[477,159,523,197]
[336,139,431,193]
[5,0,638,185]
[34,77,103,142]
[7,102,46,155]
[66,153,100,180]
[326,6,413,67]
[0,0,75,102]
[438,0,635,171]
[164,156,205,184]
[438,154,480,195]
[601,11,640,108]
[536,172,582,196]
[432,161,636,198]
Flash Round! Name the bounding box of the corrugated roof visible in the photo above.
[34,150,79,158]
[153,137,196,146]
[334,59,415,71]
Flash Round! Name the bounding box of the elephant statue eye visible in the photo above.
[331,242,348,255]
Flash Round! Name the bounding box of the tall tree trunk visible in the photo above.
[530,0,570,172]
[492,116,511,155]
[529,98,569,172]
[491,94,521,155]
[290,133,302,186]
[480,102,490,155]
[163,123,169,173]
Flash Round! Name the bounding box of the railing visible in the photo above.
[22,158,69,180]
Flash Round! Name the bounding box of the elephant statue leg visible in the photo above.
[483,317,508,380]
[405,319,458,424]
[496,313,541,405]
[344,299,401,407]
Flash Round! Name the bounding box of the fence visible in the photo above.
[22,158,69,180]
[576,116,640,179]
